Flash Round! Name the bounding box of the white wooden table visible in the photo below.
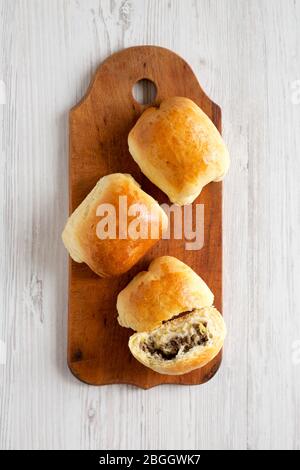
[1,0,300,450]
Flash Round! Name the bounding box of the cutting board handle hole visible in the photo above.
[132,79,157,105]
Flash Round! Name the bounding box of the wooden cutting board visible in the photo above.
[68,46,222,388]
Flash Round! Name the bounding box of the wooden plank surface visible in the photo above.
[0,0,300,450]
[68,45,222,388]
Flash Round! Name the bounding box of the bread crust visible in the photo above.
[128,97,230,205]
[128,307,226,375]
[117,256,214,331]
[62,174,168,277]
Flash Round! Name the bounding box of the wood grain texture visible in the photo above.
[0,0,300,449]
[68,45,222,388]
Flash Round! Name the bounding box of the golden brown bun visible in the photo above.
[62,174,168,277]
[128,307,226,375]
[117,256,214,331]
[128,97,230,205]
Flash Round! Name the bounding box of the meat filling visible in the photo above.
[141,321,209,361]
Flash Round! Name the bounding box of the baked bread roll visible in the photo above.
[117,256,214,332]
[62,173,168,277]
[117,256,225,375]
[128,96,230,205]
[128,307,226,375]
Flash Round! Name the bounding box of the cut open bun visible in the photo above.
[129,307,226,375]
[117,256,226,375]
